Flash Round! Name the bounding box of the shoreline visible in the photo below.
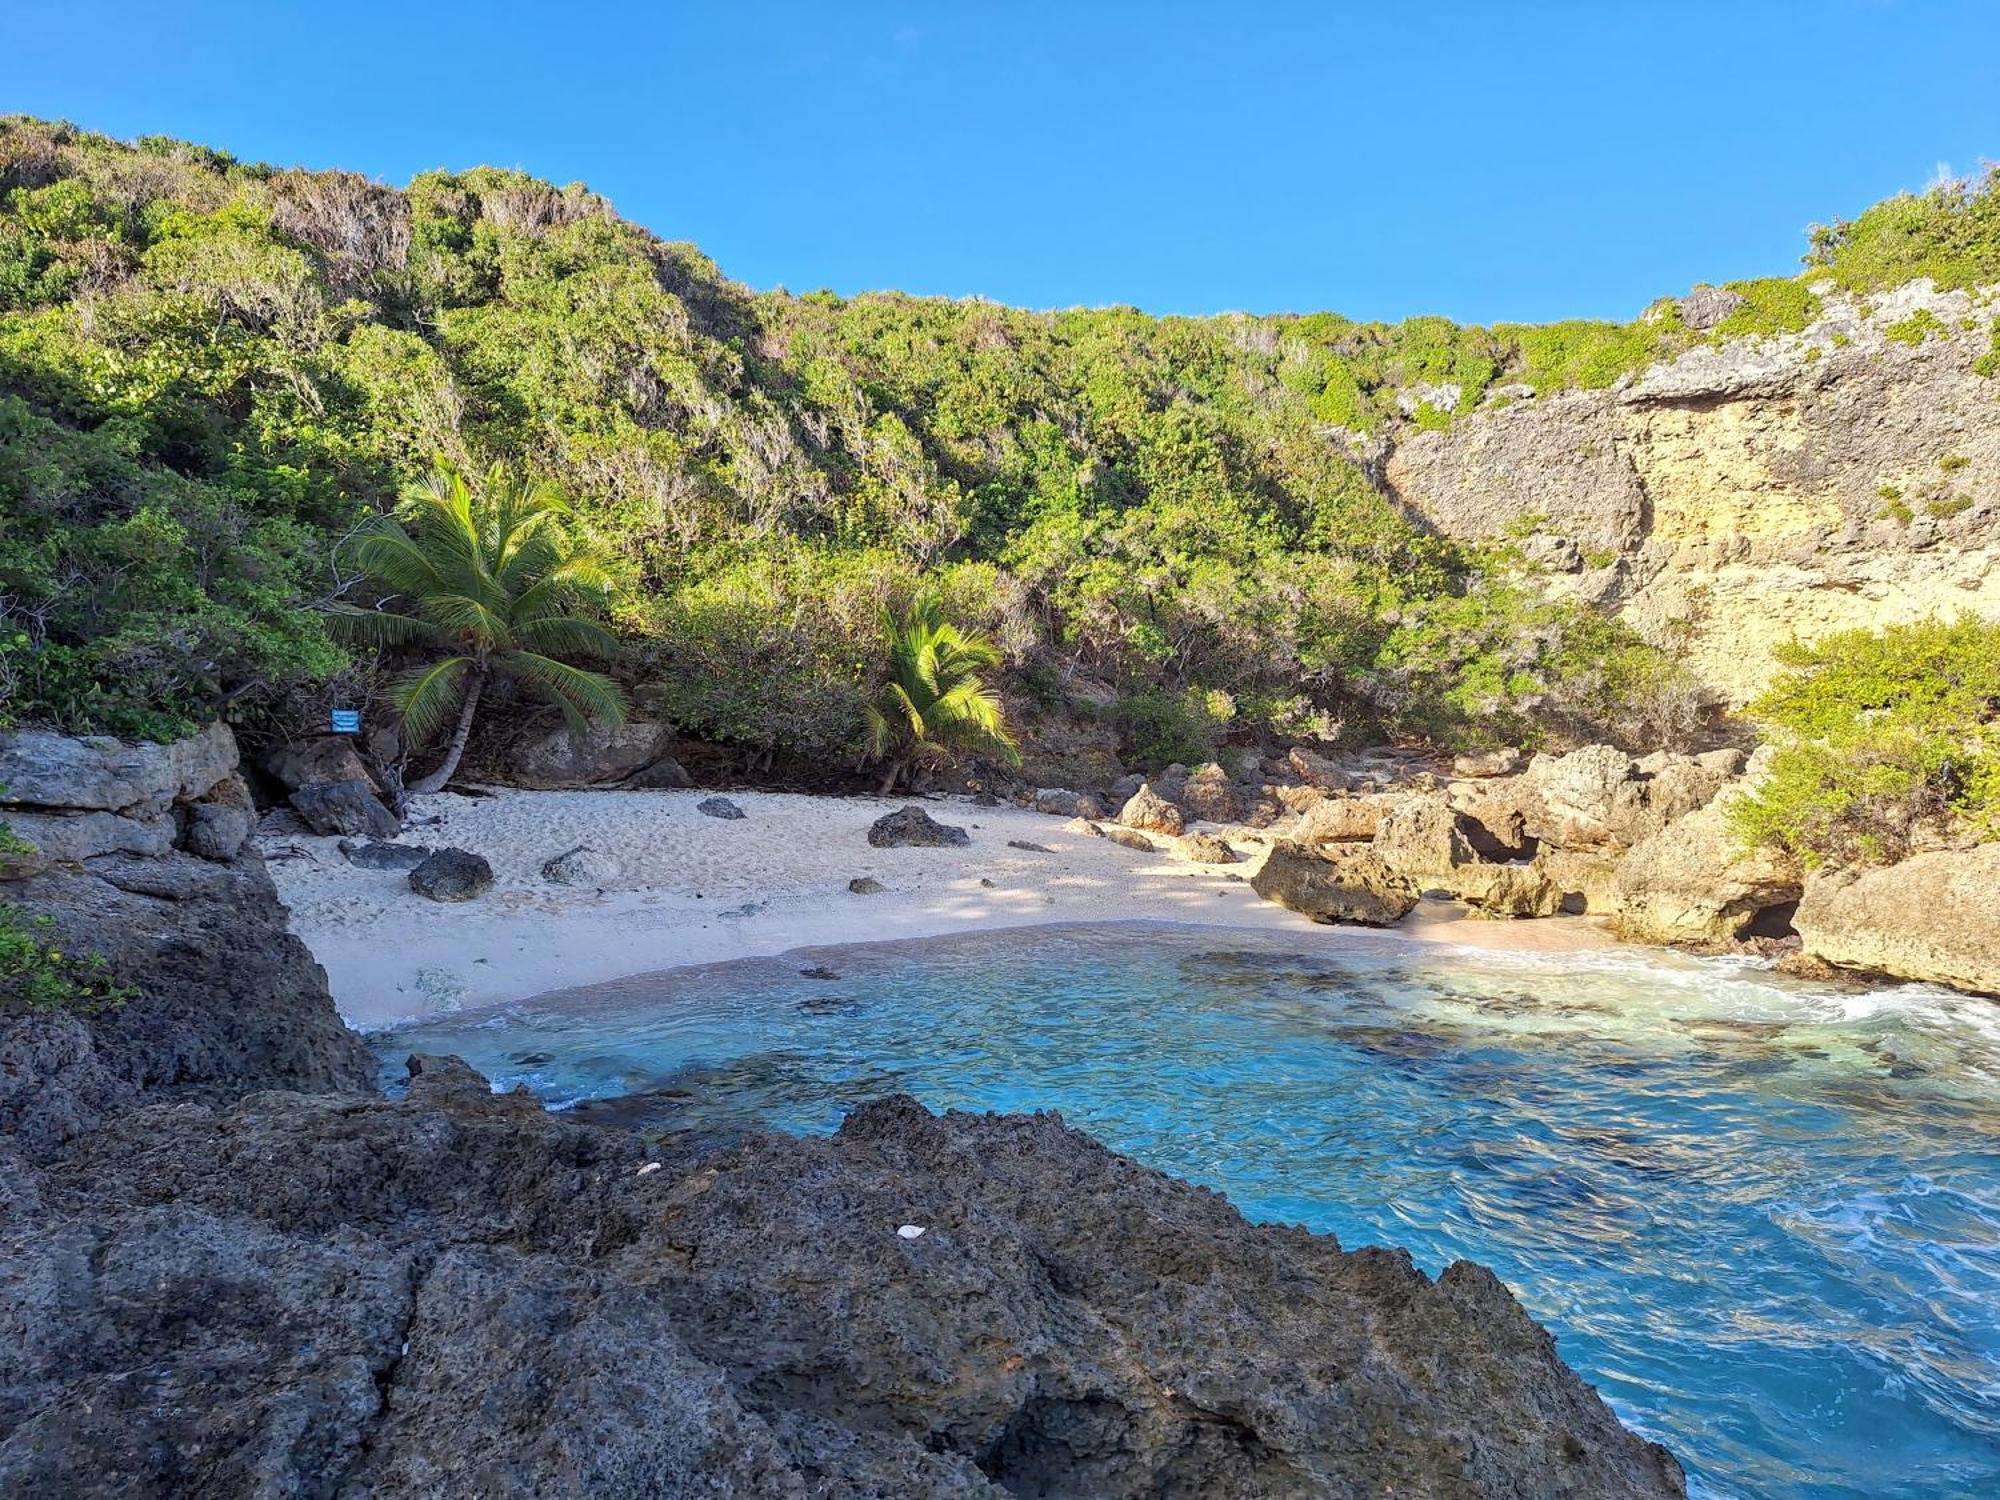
[263,786,1618,1030]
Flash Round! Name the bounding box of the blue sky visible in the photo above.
[4,2,1997,323]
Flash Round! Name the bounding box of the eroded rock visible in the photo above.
[409,848,495,903]
[867,805,969,848]
[1794,845,2000,995]
[1251,841,1417,926]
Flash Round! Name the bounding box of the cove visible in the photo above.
[375,920,2000,1500]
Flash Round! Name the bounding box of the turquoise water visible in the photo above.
[375,921,2000,1500]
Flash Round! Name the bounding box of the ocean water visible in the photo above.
[374,921,2000,1500]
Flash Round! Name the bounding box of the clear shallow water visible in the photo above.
[375,920,2000,1500]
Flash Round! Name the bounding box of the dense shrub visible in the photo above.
[1731,617,2000,866]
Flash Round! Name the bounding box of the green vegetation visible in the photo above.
[1884,308,1949,346]
[1928,495,1974,520]
[1731,617,2000,866]
[0,820,131,1011]
[331,460,626,792]
[865,597,1017,792]
[4,120,1996,775]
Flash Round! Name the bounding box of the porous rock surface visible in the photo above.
[867,804,970,848]
[1794,844,2000,996]
[1251,841,1418,926]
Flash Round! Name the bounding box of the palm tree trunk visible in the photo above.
[877,756,905,796]
[408,670,485,795]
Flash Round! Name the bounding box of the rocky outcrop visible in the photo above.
[1385,282,2000,702]
[0,1068,1684,1498]
[1031,787,1104,820]
[1794,845,2000,995]
[506,719,680,789]
[698,795,746,820]
[1251,841,1418,926]
[867,804,970,848]
[1,722,249,865]
[1116,785,1184,836]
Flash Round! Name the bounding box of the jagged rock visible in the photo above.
[1527,745,1639,849]
[540,844,607,886]
[1031,788,1103,819]
[261,736,376,794]
[1452,746,1525,779]
[1102,827,1155,851]
[623,756,694,790]
[1610,797,1801,945]
[338,839,435,871]
[0,1074,1685,1498]
[1174,832,1237,864]
[1251,841,1418,926]
[1177,762,1241,823]
[0,808,174,862]
[1116,785,1183,837]
[697,796,746,820]
[1149,763,1192,806]
[290,780,400,840]
[1794,845,2000,995]
[1455,860,1566,918]
[0,721,237,812]
[408,848,495,903]
[1678,284,1747,331]
[510,721,676,789]
[1284,745,1350,791]
[847,876,887,894]
[1371,792,1479,885]
[1535,849,1622,913]
[181,802,253,862]
[866,805,969,848]
[1293,793,1392,843]
[1006,840,1056,854]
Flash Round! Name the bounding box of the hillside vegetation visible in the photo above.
[3,117,1996,775]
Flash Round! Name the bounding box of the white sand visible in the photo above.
[263,787,1615,1029]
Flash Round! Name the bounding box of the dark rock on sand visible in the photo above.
[849,876,887,894]
[698,796,747,820]
[339,839,434,871]
[291,778,401,839]
[1006,839,1057,853]
[408,848,495,902]
[867,805,969,848]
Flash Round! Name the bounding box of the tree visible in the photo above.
[865,597,1018,793]
[330,461,626,794]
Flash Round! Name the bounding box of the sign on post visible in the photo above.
[330,709,362,734]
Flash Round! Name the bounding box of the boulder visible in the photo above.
[1526,744,1638,850]
[1006,840,1056,854]
[510,721,676,789]
[261,736,377,794]
[1103,827,1156,852]
[408,848,495,903]
[1251,841,1417,926]
[290,780,401,840]
[540,845,609,886]
[1117,785,1184,837]
[1794,845,2000,995]
[1371,792,1479,885]
[622,757,693,790]
[1293,794,1391,844]
[1451,746,1525,779]
[697,796,746,820]
[1678,283,1748,331]
[181,803,253,863]
[866,805,969,849]
[338,840,434,871]
[0,808,174,863]
[1454,861,1566,919]
[1610,798,1801,945]
[1174,832,1238,864]
[1284,745,1350,791]
[1178,763,1241,823]
[0,721,237,812]
[1032,788,1104,820]
[1107,772,1146,804]
[1065,818,1108,838]
[847,876,886,895]
[1535,849,1622,914]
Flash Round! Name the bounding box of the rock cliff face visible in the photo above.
[1384,282,2000,700]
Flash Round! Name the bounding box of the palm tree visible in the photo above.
[330,461,627,794]
[865,597,1018,794]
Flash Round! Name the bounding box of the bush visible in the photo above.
[1731,617,2000,865]
[0,902,132,1013]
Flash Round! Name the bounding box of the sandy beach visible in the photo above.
[263,786,1617,1028]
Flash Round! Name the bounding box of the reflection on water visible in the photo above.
[375,921,2000,1500]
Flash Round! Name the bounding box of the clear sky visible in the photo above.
[4,2,1997,323]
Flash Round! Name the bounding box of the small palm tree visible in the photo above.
[331,461,626,794]
[865,597,1018,793]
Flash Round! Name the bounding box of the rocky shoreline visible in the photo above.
[0,724,1692,1496]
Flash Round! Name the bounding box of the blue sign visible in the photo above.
[330,709,362,734]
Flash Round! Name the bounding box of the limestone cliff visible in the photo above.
[1383,281,2000,701]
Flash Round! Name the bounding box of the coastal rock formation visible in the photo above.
[1117,784,1184,836]
[1,722,247,864]
[867,804,970,848]
[0,1063,1686,1499]
[1251,841,1418,926]
[408,847,496,902]
[1031,787,1104,819]
[506,719,679,789]
[699,795,747,820]
[291,777,403,839]
[1610,799,1803,946]
[1385,283,2000,702]
[1794,845,2000,995]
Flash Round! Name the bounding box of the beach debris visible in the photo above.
[979,877,995,888]
[339,838,433,871]
[408,847,495,902]
[697,796,746,820]
[636,1161,662,1176]
[1006,839,1056,853]
[866,804,969,848]
[848,876,887,895]
[540,843,606,886]
[896,1224,927,1240]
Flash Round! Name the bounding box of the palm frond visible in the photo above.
[350,531,450,600]
[498,651,627,732]
[390,657,473,746]
[322,604,450,649]
[416,593,516,649]
[514,614,619,659]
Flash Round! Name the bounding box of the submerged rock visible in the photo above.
[408,848,495,902]
[867,805,969,848]
[1252,840,1418,926]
